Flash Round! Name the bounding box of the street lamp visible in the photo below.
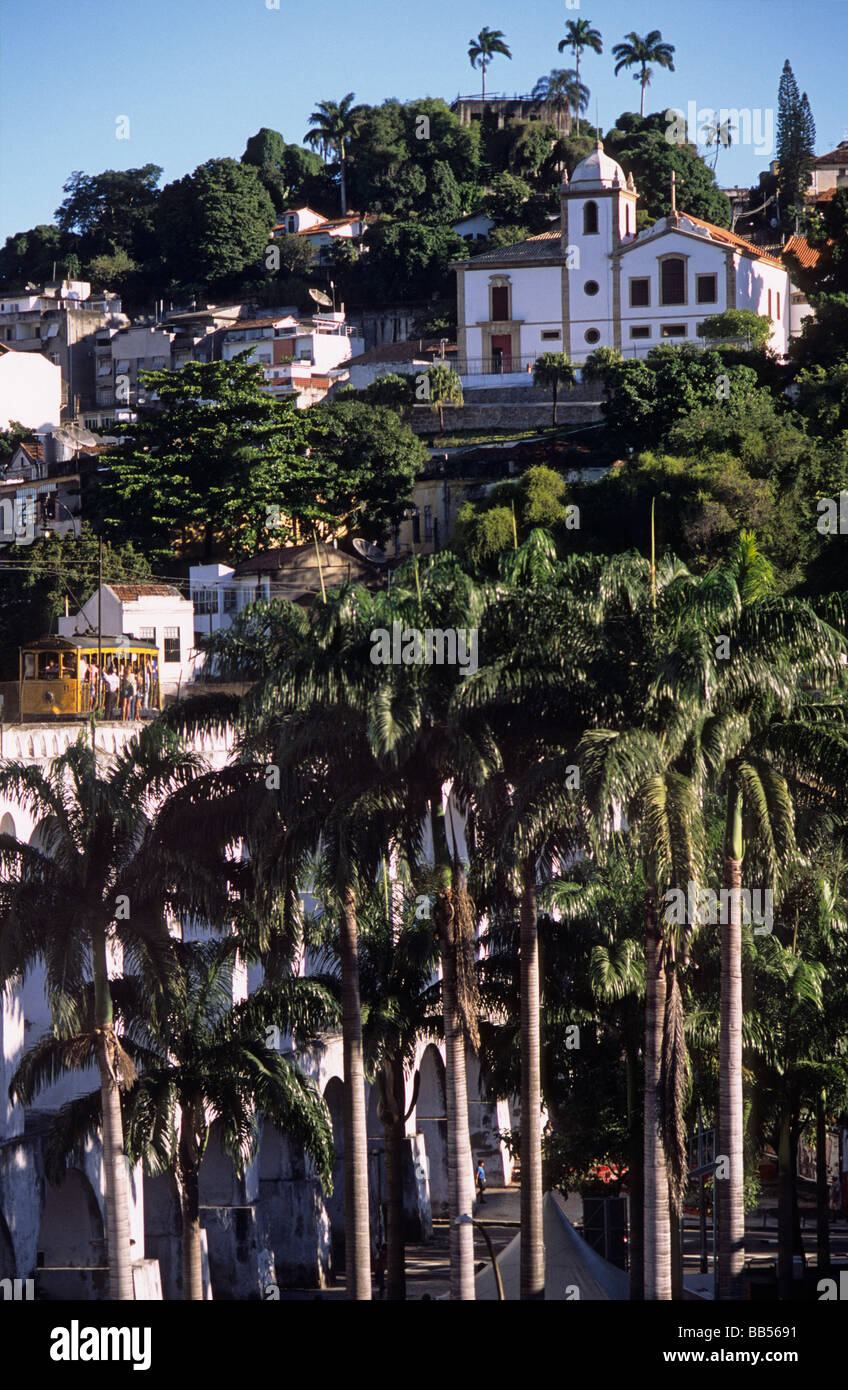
[455,1213,505,1301]
[41,497,80,540]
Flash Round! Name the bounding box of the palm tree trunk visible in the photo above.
[816,1090,830,1273]
[384,1056,406,1300]
[644,883,671,1299]
[626,1041,644,1299]
[640,72,647,118]
[520,853,544,1299]
[340,880,372,1299]
[777,1109,793,1299]
[575,51,581,136]
[440,929,476,1298]
[339,151,348,217]
[719,805,745,1298]
[482,61,486,100]
[180,1156,204,1301]
[93,927,134,1301]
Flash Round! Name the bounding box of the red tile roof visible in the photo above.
[783,234,824,270]
[109,583,182,601]
[813,145,848,166]
[680,212,784,267]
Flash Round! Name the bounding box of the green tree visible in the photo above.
[0,730,236,1299]
[558,19,603,135]
[0,224,77,293]
[95,358,311,562]
[531,70,588,135]
[156,159,275,294]
[612,31,676,118]
[533,350,577,426]
[467,28,512,99]
[304,94,359,215]
[304,398,424,540]
[699,309,773,349]
[55,165,162,265]
[776,61,816,232]
[13,938,336,1299]
[605,112,731,227]
[424,362,464,430]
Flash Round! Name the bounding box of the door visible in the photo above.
[490,334,512,373]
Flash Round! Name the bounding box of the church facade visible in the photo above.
[454,142,792,368]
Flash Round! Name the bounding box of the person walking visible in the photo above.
[476,1159,487,1205]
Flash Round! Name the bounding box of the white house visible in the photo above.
[221,312,364,405]
[58,582,195,695]
[270,207,371,262]
[454,141,794,370]
[0,344,61,432]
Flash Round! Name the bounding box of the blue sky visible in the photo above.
[1,0,846,241]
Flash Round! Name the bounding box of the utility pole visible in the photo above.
[97,533,103,715]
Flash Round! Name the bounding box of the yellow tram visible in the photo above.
[19,635,161,721]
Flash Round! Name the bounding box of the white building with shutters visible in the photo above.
[454,142,793,369]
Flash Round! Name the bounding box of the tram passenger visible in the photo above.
[104,662,119,720]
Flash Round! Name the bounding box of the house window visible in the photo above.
[584,328,601,344]
[193,588,217,616]
[630,278,650,307]
[163,627,181,663]
[776,292,781,318]
[661,323,687,337]
[541,330,561,340]
[393,523,400,557]
[223,588,237,614]
[660,258,686,305]
[138,627,155,642]
[424,506,433,541]
[584,280,600,296]
[696,273,717,304]
[411,511,421,543]
[491,284,510,320]
[767,288,772,317]
[583,201,598,235]
[630,325,651,339]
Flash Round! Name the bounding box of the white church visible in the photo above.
[454,141,793,368]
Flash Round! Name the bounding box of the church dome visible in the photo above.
[567,140,628,190]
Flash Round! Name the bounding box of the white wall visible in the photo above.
[0,351,61,431]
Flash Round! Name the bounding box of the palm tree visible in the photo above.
[530,70,589,137]
[308,873,442,1300]
[0,728,235,1300]
[426,362,464,432]
[468,28,512,100]
[558,19,603,134]
[13,939,336,1300]
[532,351,576,427]
[612,31,676,118]
[660,535,848,1297]
[703,115,737,170]
[304,93,358,214]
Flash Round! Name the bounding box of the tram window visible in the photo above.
[23,653,36,679]
[61,654,76,677]
[38,653,60,679]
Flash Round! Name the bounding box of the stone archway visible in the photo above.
[416,1045,449,1216]
[37,1168,107,1299]
[323,1077,345,1270]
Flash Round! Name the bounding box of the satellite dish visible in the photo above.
[52,421,97,447]
[352,537,388,565]
[309,287,334,308]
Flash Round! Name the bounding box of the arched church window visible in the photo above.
[583,202,598,235]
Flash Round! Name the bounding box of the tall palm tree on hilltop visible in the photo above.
[531,70,589,138]
[612,30,676,118]
[558,18,603,134]
[304,93,358,215]
[468,28,512,100]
